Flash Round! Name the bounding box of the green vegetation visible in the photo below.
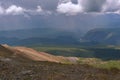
[93,60,120,69]
[29,45,120,60]
[77,58,120,69]
[29,46,94,57]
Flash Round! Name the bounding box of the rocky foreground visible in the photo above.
[0,60,120,80]
[0,45,120,80]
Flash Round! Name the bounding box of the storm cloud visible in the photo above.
[79,0,105,12]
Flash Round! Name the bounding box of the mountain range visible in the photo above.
[0,27,120,46]
[0,28,81,45]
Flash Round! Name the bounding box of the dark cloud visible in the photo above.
[80,0,106,12]
[71,0,78,4]
[38,0,59,10]
[0,0,59,10]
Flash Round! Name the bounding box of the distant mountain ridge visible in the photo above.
[82,28,120,45]
[0,28,79,39]
[1,28,120,46]
[0,28,81,45]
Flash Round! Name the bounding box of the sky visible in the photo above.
[0,0,120,32]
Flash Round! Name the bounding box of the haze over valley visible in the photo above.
[0,0,120,80]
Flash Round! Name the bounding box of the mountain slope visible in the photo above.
[13,46,68,62]
[82,28,120,45]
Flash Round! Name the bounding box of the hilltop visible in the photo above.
[0,44,72,63]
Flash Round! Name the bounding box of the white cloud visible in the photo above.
[102,0,120,12]
[6,5,25,15]
[0,5,51,16]
[0,7,4,14]
[36,6,52,15]
[57,1,82,15]
[25,6,51,16]
[36,6,43,12]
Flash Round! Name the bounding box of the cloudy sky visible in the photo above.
[0,0,120,32]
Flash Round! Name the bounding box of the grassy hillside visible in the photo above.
[77,58,120,69]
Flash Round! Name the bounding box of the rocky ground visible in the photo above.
[0,59,120,80]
